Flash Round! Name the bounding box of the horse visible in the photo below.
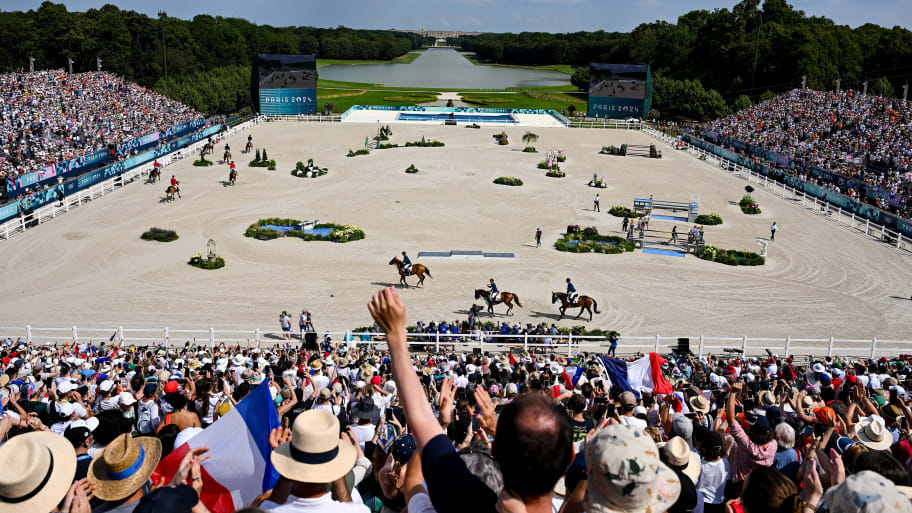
[245,141,253,154]
[148,168,160,183]
[551,292,601,321]
[389,257,432,288]
[223,150,231,163]
[474,289,522,316]
[228,169,237,186]
[201,143,213,156]
[165,185,181,202]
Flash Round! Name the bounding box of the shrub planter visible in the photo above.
[404,140,444,147]
[347,148,370,157]
[556,227,635,254]
[141,227,179,242]
[291,159,328,178]
[537,161,561,170]
[694,213,723,225]
[405,164,419,174]
[493,176,523,186]
[649,144,662,158]
[600,144,627,156]
[546,170,565,178]
[588,178,608,188]
[608,206,638,218]
[188,254,225,270]
[696,245,764,266]
[245,218,365,243]
[249,149,275,168]
[522,146,537,153]
[193,156,214,167]
[739,194,762,214]
[493,133,509,145]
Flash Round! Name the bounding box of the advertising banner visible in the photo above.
[7,149,110,197]
[256,54,317,115]
[258,88,317,115]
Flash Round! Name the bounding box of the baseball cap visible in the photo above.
[618,391,637,409]
[164,381,180,394]
[63,426,91,448]
[58,381,76,394]
[133,484,199,513]
[745,412,770,433]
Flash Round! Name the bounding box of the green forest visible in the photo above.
[0,2,429,114]
[457,0,912,119]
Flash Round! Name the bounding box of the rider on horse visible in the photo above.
[488,278,500,302]
[401,251,412,275]
[566,278,579,305]
[170,175,180,192]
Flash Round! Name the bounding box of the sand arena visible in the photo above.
[0,122,910,341]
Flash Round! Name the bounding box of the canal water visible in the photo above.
[318,48,570,89]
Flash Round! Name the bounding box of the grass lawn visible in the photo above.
[459,91,586,111]
[318,89,439,113]
[316,51,423,68]
[462,53,575,75]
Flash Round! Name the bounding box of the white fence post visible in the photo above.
[698,334,704,358]
[785,336,791,357]
[255,328,261,345]
[741,335,747,356]
[478,331,484,353]
[26,325,32,343]
[871,337,877,359]
[568,334,573,358]
[828,336,835,357]
[164,327,169,343]
[524,333,528,352]
[72,325,78,343]
[118,326,124,343]
[209,328,216,347]
[654,334,660,353]
[435,332,440,353]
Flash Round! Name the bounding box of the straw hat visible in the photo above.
[856,416,892,450]
[0,432,77,513]
[688,395,710,414]
[271,409,356,484]
[89,434,163,501]
[309,360,323,371]
[586,425,680,513]
[759,390,776,407]
[659,436,701,484]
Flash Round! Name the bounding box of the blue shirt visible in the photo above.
[403,255,412,265]
[773,447,800,482]
[567,282,577,293]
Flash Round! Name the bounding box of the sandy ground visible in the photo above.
[1,122,910,341]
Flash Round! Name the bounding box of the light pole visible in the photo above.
[158,10,167,80]
[68,58,74,74]
[29,56,35,72]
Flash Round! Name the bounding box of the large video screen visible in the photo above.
[587,63,652,119]
[256,54,317,115]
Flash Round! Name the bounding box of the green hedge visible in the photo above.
[546,170,565,178]
[250,159,276,168]
[404,140,444,147]
[522,146,537,153]
[141,227,179,242]
[193,156,213,167]
[695,213,723,225]
[556,226,635,254]
[406,164,419,174]
[245,219,365,243]
[696,245,764,266]
[538,160,560,170]
[188,255,225,270]
[608,205,639,218]
[291,159,328,178]
[494,176,523,186]
[739,194,761,214]
[600,144,627,156]
[347,148,370,157]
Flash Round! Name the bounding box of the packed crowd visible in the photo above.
[704,88,912,214]
[0,70,199,183]
[3,287,912,513]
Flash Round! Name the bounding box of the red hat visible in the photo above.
[371,376,382,386]
[164,380,180,394]
[846,375,858,385]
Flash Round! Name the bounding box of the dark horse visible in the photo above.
[201,143,213,156]
[551,292,600,321]
[389,257,432,288]
[165,185,181,202]
[223,150,231,163]
[148,168,160,183]
[474,289,522,316]
[245,141,253,154]
[228,169,237,186]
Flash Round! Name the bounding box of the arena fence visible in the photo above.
[263,114,342,123]
[642,127,912,258]
[0,117,264,242]
[564,119,641,129]
[0,326,908,360]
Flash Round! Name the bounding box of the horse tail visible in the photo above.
[592,298,601,314]
[425,267,432,279]
[513,294,523,308]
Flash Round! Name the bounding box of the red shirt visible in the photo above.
[170,178,177,186]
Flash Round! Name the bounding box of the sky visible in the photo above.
[4,0,911,33]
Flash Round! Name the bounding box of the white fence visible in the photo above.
[264,114,342,123]
[1,326,909,360]
[0,118,263,242]
[565,119,641,129]
[642,127,912,257]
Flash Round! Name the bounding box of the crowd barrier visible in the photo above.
[0,118,263,241]
[565,118,642,129]
[0,326,908,360]
[264,114,342,122]
[642,127,912,257]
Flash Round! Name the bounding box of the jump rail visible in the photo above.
[642,127,912,258]
[0,326,908,360]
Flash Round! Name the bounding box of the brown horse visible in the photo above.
[475,289,522,316]
[165,185,181,202]
[223,150,231,163]
[201,143,213,156]
[552,292,600,321]
[148,168,160,183]
[389,257,432,287]
[229,169,237,186]
[245,141,253,154]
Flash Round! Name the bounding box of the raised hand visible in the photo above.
[437,376,457,427]
[368,287,407,338]
[474,386,498,437]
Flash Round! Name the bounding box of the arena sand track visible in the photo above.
[1,122,910,341]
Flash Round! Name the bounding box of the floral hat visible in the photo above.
[824,471,912,513]
[585,424,681,513]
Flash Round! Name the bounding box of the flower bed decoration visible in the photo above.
[600,144,627,156]
[556,226,635,254]
[522,146,537,153]
[291,159,328,178]
[694,213,723,225]
[188,254,225,270]
[538,160,561,170]
[193,155,214,167]
[405,164,419,174]
[245,218,365,243]
[493,176,523,186]
[347,148,370,157]
[696,245,764,266]
[404,140,444,147]
[493,132,509,145]
[608,206,639,218]
[739,194,762,214]
[249,148,276,168]
[141,227,179,242]
[546,169,565,178]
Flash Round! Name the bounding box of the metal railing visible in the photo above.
[0,326,908,359]
[642,127,912,258]
[0,118,262,242]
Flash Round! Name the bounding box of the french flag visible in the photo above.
[152,378,280,513]
[560,362,585,390]
[599,353,673,396]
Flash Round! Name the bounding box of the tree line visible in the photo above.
[456,0,912,119]
[0,2,429,114]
